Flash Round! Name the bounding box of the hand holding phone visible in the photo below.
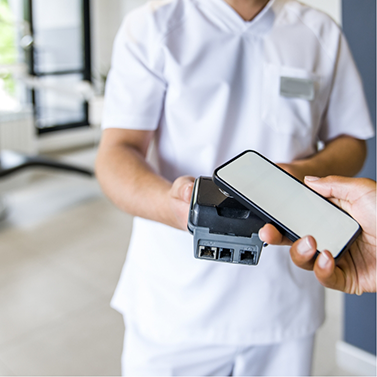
[258,176,377,294]
[213,151,361,259]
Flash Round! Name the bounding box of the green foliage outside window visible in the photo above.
[0,0,17,95]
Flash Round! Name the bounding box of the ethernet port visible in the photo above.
[218,248,233,262]
[198,245,218,259]
[239,250,257,265]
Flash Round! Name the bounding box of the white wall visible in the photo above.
[299,0,342,25]
[121,0,147,16]
[91,0,146,93]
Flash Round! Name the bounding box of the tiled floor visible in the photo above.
[0,148,354,376]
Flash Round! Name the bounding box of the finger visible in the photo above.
[289,236,317,270]
[258,224,292,246]
[312,250,346,292]
[304,175,372,203]
[171,176,195,202]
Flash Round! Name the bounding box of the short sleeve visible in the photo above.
[101,7,166,130]
[318,32,374,142]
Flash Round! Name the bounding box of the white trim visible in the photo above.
[336,341,376,376]
[37,96,104,153]
[37,127,101,153]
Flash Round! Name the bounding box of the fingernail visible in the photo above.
[318,252,330,269]
[304,176,320,182]
[297,237,314,255]
[183,185,192,202]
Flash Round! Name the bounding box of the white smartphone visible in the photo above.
[213,150,361,259]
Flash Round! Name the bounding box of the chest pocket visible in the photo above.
[261,63,320,137]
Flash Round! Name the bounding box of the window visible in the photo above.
[0,0,18,107]
[25,0,91,134]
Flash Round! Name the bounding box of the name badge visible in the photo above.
[280,76,314,101]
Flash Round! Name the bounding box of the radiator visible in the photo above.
[0,106,36,153]
[0,107,36,193]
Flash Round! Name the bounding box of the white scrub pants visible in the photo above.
[121,322,315,376]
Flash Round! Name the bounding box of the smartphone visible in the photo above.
[213,150,361,259]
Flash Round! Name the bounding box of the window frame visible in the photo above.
[25,0,91,135]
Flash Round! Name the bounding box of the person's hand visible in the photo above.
[167,175,195,230]
[258,176,377,295]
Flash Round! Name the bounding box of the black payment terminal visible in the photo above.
[187,176,266,266]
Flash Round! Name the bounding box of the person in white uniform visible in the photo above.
[96,0,374,375]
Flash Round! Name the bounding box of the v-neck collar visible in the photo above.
[196,0,284,34]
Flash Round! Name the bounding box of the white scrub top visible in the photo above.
[103,0,374,345]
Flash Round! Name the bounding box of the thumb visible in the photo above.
[171,176,195,203]
[304,175,354,202]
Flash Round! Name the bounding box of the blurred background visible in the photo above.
[0,0,375,375]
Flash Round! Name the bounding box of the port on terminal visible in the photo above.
[239,250,257,265]
[198,245,218,259]
[218,248,234,262]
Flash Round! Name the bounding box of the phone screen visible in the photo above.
[215,151,360,257]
